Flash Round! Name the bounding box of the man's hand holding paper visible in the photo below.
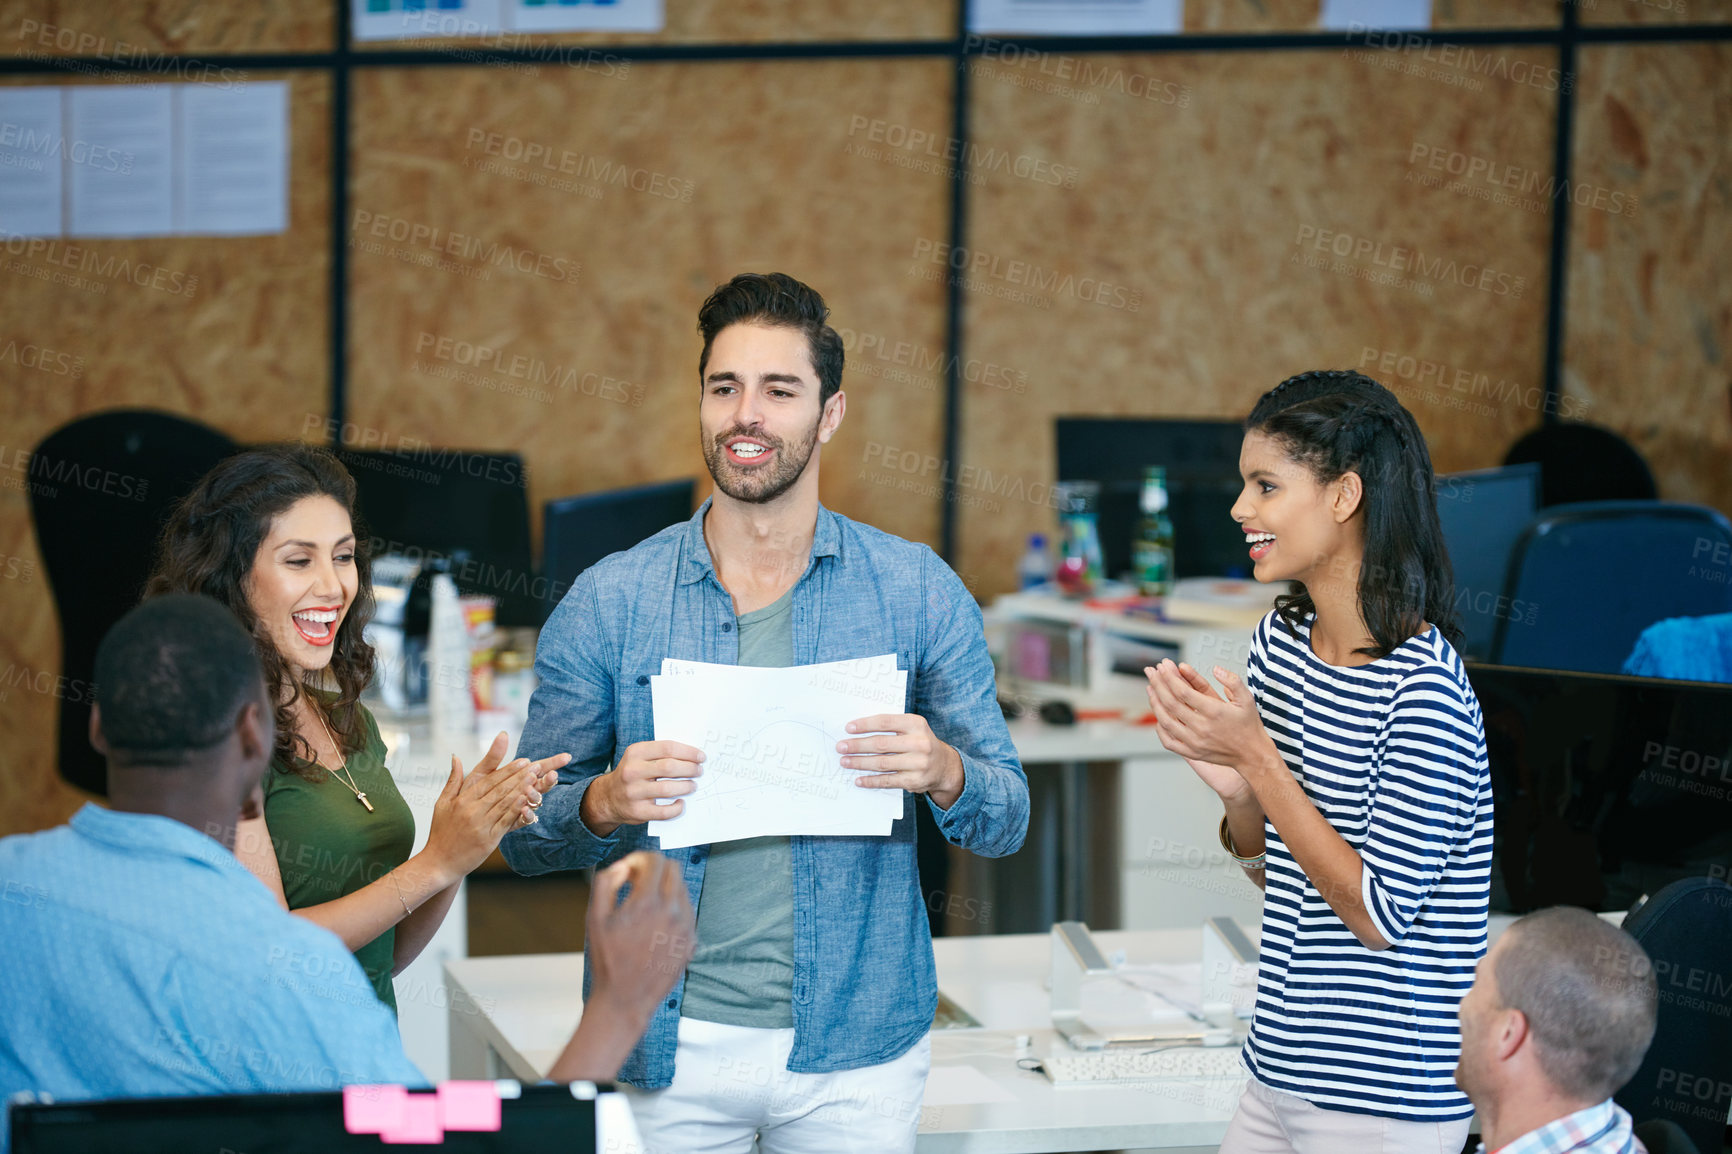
[578,740,705,838]
[840,713,966,810]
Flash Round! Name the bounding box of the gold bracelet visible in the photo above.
[1219,814,1266,870]
[390,871,413,918]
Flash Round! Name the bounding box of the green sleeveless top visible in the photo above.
[264,695,414,1013]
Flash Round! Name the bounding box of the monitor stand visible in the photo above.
[1050,919,1251,1051]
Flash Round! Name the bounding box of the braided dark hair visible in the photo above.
[1246,370,1461,660]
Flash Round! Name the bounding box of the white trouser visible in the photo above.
[1219,1077,1472,1154]
[620,1016,932,1154]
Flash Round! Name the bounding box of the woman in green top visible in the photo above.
[145,445,566,1011]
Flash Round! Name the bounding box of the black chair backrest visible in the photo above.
[1613,877,1732,1154]
[1633,1118,1703,1154]
[1504,422,1658,508]
[27,410,236,795]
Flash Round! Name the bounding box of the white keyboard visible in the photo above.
[1041,1044,1247,1085]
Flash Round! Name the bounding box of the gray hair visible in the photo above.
[1495,907,1658,1102]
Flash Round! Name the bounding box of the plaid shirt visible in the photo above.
[1480,1100,1646,1154]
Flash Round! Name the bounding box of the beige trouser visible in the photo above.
[1217,1076,1472,1154]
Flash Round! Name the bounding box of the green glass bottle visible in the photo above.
[1133,466,1175,597]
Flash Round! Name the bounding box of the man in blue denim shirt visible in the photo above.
[503,273,1029,1152]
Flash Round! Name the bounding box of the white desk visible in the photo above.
[995,714,1265,937]
[1002,717,1169,765]
[446,926,1247,1153]
[988,590,1268,937]
[444,919,1582,1151]
[919,928,1249,1154]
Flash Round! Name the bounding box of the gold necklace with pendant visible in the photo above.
[312,700,374,813]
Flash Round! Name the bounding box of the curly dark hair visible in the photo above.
[697,272,845,405]
[1246,369,1461,660]
[143,444,376,780]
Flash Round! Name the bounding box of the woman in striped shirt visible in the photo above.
[1145,370,1493,1154]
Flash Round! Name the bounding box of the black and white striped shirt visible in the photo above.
[1241,609,1493,1122]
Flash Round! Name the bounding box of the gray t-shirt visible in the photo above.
[678,585,797,1028]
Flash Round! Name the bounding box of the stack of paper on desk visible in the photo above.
[647,653,907,849]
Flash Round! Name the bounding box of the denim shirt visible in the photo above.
[501,498,1029,1088]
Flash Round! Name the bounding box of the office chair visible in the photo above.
[1504,422,1657,508]
[1613,877,1732,1154]
[28,410,236,795]
[1489,502,1732,674]
[1631,1120,1702,1154]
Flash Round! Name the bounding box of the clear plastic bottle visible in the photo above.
[1054,481,1104,596]
[1133,467,1176,597]
[1018,532,1052,590]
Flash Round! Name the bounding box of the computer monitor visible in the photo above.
[1436,463,1541,661]
[337,447,538,628]
[541,479,697,622]
[1465,663,1732,915]
[8,1083,600,1153]
[1053,418,1249,581]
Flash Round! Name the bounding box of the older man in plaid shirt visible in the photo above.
[1454,908,1657,1154]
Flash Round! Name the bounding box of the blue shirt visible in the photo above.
[1242,610,1493,1123]
[1622,612,1732,683]
[502,498,1029,1088]
[0,805,423,1150]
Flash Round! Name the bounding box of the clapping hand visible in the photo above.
[1144,661,1266,803]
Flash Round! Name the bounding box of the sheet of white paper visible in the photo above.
[177,81,288,235]
[1319,0,1431,31]
[648,672,905,848]
[66,85,174,237]
[0,87,64,237]
[661,653,901,681]
[968,0,1183,35]
[922,1064,1016,1107]
[648,656,908,849]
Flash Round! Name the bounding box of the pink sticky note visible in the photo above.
[344,1084,409,1135]
[437,1081,502,1132]
[380,1093,444,1144]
